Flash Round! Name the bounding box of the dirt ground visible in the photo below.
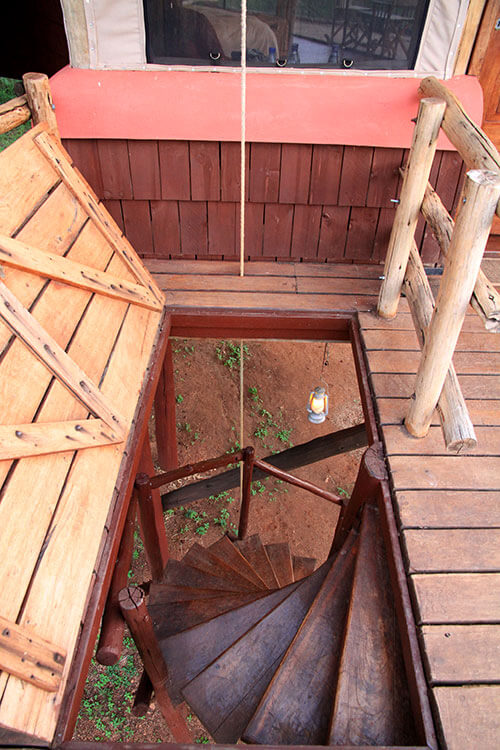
[74,338,364,742]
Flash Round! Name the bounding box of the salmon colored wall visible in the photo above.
[51,67,483,149]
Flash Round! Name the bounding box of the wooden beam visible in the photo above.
[0,615,66,692]
[418,76,500,219]
[378,97,446,319]
[421,183,500,331]
[22,72,59,139]
[161,423,367,509]
[0,234,160,311]
[253,458,343,504]
[404,242,476,452]
[453,0,488,75]
[0,280,127,439]
[406,169,500,438]
[34,131,164,307]
[118,587,191,742]
[0,418,123,461]
[154,341,178,471]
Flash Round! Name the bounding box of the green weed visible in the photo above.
[176,394,184,404]
[216,340,250,370]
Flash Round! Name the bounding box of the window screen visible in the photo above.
[143,0,429,69]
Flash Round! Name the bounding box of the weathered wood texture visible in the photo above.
[357,275,500,750]
[63,139,466,263]
[0,124,164,743]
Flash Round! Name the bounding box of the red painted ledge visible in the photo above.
[51,66,483,149]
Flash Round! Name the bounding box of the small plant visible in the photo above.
[276,427,293,445]
[248,385,260,402]
[337,486,350,498]
[215,340,250,370]
[214,507,230,530]
[195,522,210,536]
[196,737,210,744]
[176,394,184,404]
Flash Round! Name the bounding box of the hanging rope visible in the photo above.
[239,0,247,278]
[238,0,248,504]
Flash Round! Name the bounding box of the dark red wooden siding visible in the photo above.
[64,139,468,264]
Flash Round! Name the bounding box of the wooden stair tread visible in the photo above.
[149,589,271,639]
[182,542,264,591]
[235,534,280,589]
[148,583,238,603]
[328,505,416,746]
[265,542,294,586]
[159,581,300,703]
[182,559,333,743]
[244,533,357,745]
[162,558,259,594]
[292,555,317,581]
[208,536,268,589]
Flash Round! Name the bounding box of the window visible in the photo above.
[143,0,430,69]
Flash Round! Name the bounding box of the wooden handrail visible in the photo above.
[0,94,30,136]
[420,182,500,331]
[418,76,500,219]
[406,169,500,438]
[149,449,244,489]
[378,97,446,319]
[403,241,476,451]
[252,458,343,506]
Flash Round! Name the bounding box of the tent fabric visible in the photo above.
[83,0,147,67]
[415,0,470,79]
[64,0,470,77]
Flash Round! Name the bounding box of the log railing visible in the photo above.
[0,72,59,139]
[377,77,500,451]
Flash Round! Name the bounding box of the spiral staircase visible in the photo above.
[146,503,418,746]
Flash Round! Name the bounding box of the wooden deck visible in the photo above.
[147,257,500,750]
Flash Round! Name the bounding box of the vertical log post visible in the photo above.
[95,495,137,666]
[406,169,500,438]
[118,587,191,742]
[132,669,154,717]
[404,242,476,451]
[136,437,169,580]
[330,442,387,554]
[238,446,255,540]
[377,97,446,319]
[22,72,60,139]
[154,340,178,471]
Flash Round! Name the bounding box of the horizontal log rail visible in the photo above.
[150,450,244,490]
[253,459,343,506]
[418,76,500,219]
[161,423,367,510]
[420,182,500,331]
[0,94,30,135]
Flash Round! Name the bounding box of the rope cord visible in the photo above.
[239,0,247,279]
[238,2,247,505]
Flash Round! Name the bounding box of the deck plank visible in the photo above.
[432,686,500,750]
[376,398,500,426]
[389,456,500,490]
[403,529,500,573]
[383,425,500,456]
[396,490,500,529]
[411,573,500,624]
[421,625,500,684]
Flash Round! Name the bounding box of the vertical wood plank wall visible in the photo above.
[64,139,466,264]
